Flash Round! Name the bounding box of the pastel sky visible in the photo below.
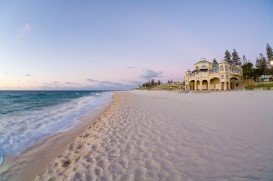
[0,0,273,90]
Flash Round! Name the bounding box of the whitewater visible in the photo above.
[0,91,112,166]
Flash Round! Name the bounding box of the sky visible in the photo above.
[0,0,273,90]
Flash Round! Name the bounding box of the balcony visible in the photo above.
[229,70,241,75]
[186,68,241,79]
[209,69,219,74]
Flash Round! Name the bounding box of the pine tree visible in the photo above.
[224,50,232,64]
[232,49,241,66]
[242,55,248,65]
[151,79,155,86]
[212,58,218,69]
[242,62,253,78]
[255,53,267,76]
[266,43,273,67]
[242,55,254,78]
[212,58,218,64]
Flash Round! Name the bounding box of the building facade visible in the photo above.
[184,58,242,91]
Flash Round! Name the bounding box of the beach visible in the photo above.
[35,90,273,180]
[2,1,272,180]
[0,91,112,181]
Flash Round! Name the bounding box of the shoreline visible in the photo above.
[0,93,115,181]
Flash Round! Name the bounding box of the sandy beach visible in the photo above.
[34,90,273,180]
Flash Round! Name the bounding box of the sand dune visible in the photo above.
[36,91,273,180]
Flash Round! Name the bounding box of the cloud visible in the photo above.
[139,69,162,79]
[85,78,142,90]
[64,81,78,85]
[86,78,97,83]
[126,66,136,69]
[34,79,140,91]
[87,79,124,87]
[104,82,124,87]
[25,74,32,77]
[128,80,142,85]
[37,81,65,88]
[50,81,61,85]
[17,22,31,43]
[17,35,24,43]
[21,23,31,33]
[99,81,124,87]
[84,82,135,90]
[100,81,112,84]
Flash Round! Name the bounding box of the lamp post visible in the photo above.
[269,60,273,83]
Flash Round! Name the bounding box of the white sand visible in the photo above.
[36,91,273,180]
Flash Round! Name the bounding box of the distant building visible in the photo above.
[260,75,273,82]
[184,58,242,91]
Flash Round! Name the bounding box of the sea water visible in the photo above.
[0,91,112,165]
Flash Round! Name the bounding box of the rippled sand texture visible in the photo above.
[36,91,273,181]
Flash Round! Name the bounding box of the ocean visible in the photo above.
[0,90,112,165]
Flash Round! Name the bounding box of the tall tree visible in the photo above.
[266,43,273,67]
[224,50,232,64]
[242,55,253,78]
[242,61,253,78]
[212,58,218,64]
[255,53,267,76]
[151,79,155,86]
[242,55,248,65]
[232,49,241,66]
[212,58,218,69]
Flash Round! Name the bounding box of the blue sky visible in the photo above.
[0,0,272,90]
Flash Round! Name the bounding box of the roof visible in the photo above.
[219,60,229,64]
[194,59,212,65]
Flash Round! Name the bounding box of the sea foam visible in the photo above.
[0,91,112,165]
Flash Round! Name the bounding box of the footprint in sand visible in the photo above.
[94,168,102,176]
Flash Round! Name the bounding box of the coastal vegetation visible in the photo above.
[222,44,273,80]
[240,43,273,89]
[245,82,273,90]
[219,44,273,90]
[139,80,184,91]
[240,43,273,79]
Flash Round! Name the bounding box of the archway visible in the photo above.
[196,80,201,90]
[202,80,208,90]
[189,80,195,90]
[230,77,239,89]
[210,77,220,90]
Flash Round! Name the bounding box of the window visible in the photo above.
[201,65,207,69]
[220,66,224,71]
[221,74,224,79]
